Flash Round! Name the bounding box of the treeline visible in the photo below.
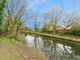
[41,9,80,36]
[28,6,80,36]
[1,0,80,39]
[25,9,80,36]
[0,0,27,40]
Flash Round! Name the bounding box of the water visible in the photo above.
[24,34,80,60]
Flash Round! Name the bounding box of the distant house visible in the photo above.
[56,26,65,33]
[49,26,71,33]
[56,26,64,30]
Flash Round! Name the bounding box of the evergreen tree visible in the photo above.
[0,0,6,31]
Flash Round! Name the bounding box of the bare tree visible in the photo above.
[63,14,73,30]
[63,11,80,30]
[27,13,41,31]
[4,0,28,39]
[46,6,63,34]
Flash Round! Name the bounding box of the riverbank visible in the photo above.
[0,37,47,60]
[22,31,80,43]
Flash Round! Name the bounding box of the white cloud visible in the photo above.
[28,0,46,11]
[34,0,46,4]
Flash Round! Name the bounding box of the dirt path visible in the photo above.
[0,43,47,60]
[0,44,24,60]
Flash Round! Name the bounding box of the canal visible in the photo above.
[22,34,80,60]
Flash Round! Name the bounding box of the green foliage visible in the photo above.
[70,24,80,36]
[3,0,27,40]
[64,29,80,36]
[42,29,53,34]
[0,0,6,31]
[64,24,80,36]
[70,29,80,36]
[42,18,51,33]
[0,37,16,44]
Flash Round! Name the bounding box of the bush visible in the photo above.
[64,29,80,36]
[41,29,53,34]
[70,30,80,36]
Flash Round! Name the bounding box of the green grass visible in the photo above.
[0,36,47,60]
[0,37,16,44]
[0,37,24,60]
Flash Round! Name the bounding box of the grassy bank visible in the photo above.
[22,30,80,43]
[0,37,23,60]
[0,37,16,45]
[0,36,47,60]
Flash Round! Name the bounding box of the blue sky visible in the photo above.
[26,0,80,14]
[24,0,80,28]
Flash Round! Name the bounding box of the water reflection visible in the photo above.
[24,35,80,60]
